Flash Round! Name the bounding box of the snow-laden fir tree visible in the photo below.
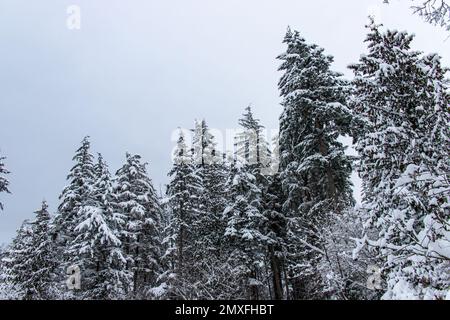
[67,154,129,299]
[27,201,58,299]
[186,119,234,299]
[223,159,267,300]
[350,20,450,300]
[115,153,162,298]
[0,243,17,299]
[259,133,289,300]
[4,220,34,299]
[161,130,204,299]
[0,153,11,211]
[53,137,96,249]
[191,119,228,259]
[277,27,354,299]
[233,106,283,299]
[52,136,96,295]
[235,106,271,170]
[8,202,58,299]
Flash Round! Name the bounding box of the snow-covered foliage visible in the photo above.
[53,136,96,249]
[2,205,59,300]
[160,130,204,299]
[0,18,448,301]
[350,20,450,300]
[68,154,129,299]
[223,160,267,299]
[277,27,355,299]
[317,207,380,300]
[115,153,162,298]
[235,106,271,169]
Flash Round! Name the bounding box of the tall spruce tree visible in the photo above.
[4,220,34,299]
[52,136,96,296]
[27,201,58,299]
[67,154,129,299]
[0,153,11,211]
[191,120,227,258]
[0,243,17,299]
[162,130,203,299]
[350,21,450,300]
[11,202,58,299]
[54,137,96,248]
[223,160,267,299]
[115,153,162,298]
[277,28,354,299]
[231,106,279,300]
[235,106,271,170]
[188,119,232,298]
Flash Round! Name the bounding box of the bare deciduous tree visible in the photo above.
[384,0,450,30]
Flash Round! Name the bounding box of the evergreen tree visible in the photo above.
[350,21,450,299]
[115,153,162,298]
[191,120,227,259]
[184,119,233,299]
[52,136,96,295]
[233,106,282,300]
[0,153,11,211]
[0,243,17,299]
[68,154,129,299]
[53,136,96,247]
[27,201,59,299]
[277,27,354,299]
[162,130,203,299]
[4,220,34,299]
[4,204,60,300]
[223,160,267,299]
[235,106,271,170]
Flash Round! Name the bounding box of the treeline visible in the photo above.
[0,20,448,300]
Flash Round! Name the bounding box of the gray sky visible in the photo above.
[0,0,448,244]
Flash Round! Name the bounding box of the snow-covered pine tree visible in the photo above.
[235,106,271,170]
[192,119,219,167]
[0,152,11,211]
[223,159,267,300]
[28,201,58,299]
[67,154,129,299]
[191,119,227,259]
[277,27,354,299]
[4,220,34,299]
[11,201,58,299]
[350,20,450,299]
[115,153,162,298]
[186,119,233,299]
[161,130,203,299]
[233,106,282,300]
[0,243,17,299]
[52,136,96,296]
[53,137,96,250]
[399,52,450,300]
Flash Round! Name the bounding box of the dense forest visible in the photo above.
[0,19,449,300]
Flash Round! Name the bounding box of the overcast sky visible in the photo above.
[0,0,448,244]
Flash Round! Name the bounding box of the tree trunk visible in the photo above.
[269,245,284,300]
